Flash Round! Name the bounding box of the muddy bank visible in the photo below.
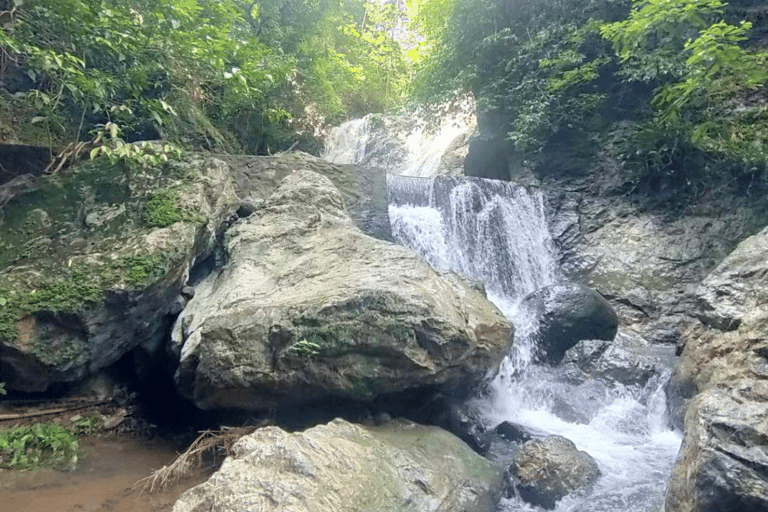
[0,437,208,512]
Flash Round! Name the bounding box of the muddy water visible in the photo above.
[0,437,207,512]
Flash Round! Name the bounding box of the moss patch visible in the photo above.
[142,188,206,228]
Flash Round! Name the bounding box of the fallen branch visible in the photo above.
[132,423,268,493]
[0,400,111,422]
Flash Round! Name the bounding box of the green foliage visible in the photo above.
[0,382,6,396]
[71,412,105,436]
[0,423,79,469]
[24,268,101,314]
[601,0,768,183]
[289,338,322,358]
[411,0,625,161]
[0,0,411,154]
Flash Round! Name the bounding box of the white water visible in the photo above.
[326,117,682,512]
[322,108,473,177]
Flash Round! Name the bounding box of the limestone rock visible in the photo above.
[696,225,768,330]
[512,435,601,509]
[173,418,505,512]
[172,170,513,410]
[518,283,619,365]
[0,156,238,392]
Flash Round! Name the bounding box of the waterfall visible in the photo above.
[325,116,681,512]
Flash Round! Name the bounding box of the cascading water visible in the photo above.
[326,117,682,512]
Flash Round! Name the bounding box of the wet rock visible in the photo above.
[222,151,392,241]
[0,156,239,392]
[512,435,601,509]
[493,421,535,444]
[519,283,619,365]
[696,225,768,331]
[562,337,676,388]
[431,400,491,455]
[172,170,513,410]
[173,418,505,512]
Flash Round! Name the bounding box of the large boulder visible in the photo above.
[0,156,238,392]
[511,435,601,509]
[171,170,513,410]
[173,418,505,512]
[222,151,392,241]
[518,283,619,365]
[664,226,768,512]
[696,225,768,331]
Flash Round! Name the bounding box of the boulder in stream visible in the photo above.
[511,435,601,509]
[172,170,513,410]
[518,283,619,365]
[172,418,506,512]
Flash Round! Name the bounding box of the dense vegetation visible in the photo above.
[1,0,766,195]
[0,0,410,155]
[411,0,768,194]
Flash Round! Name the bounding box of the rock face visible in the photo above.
[222,151,392,241]
[518,283,619,365]
[0,156,238,392]
[696,225,768,331]
[172,170,513,410]
[173,418,505,512]
[664,226,768,512]
[545,178,768,345]
[512,435,601,509]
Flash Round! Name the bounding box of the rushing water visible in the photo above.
[326,116,682,512]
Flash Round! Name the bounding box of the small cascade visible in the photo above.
[322,108,473,177]
[322,117,371,165]
[388,175,559,314]
[386,173,681,512]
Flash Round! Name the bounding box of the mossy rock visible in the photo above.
[0,154,238,392]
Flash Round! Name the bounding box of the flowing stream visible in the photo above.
[327,117,682,512]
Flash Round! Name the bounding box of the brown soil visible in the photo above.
[0,436,210,512]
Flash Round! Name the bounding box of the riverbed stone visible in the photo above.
[172,170,513,410]
[173,418,505,512]
[0,155,238,392]
[511,435,601,509]
[518,283,619,365]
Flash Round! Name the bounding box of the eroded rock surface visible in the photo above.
[172,170,513,410]
[512,435,601,509]
[173,418,505,512]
